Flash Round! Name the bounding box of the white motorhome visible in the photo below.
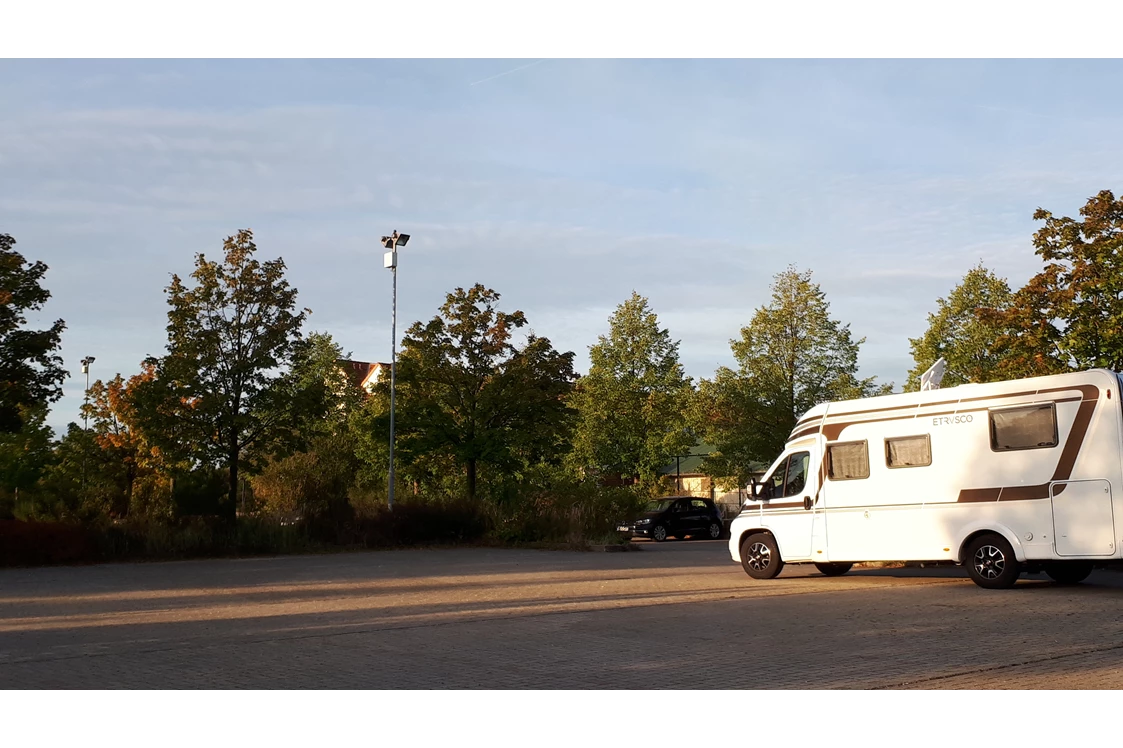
[727,368,1123,588]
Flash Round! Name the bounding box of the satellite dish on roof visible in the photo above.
[920,357,948,391]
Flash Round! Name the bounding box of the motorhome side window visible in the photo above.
[989,403,1058,451]
[827,441,869,480]
[885,435,932,468]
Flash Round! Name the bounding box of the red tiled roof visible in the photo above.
[337,359,390,389]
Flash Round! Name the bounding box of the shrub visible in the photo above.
[0,520,98,566]
[485,466,645,544]
[252,436,356,523]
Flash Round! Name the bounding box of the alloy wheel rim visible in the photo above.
[747,542,771,571]
[709,523,721,538]
[973,544,1006,580]
[654,526,666,541]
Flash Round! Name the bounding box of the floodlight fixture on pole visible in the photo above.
[381,231,409,511]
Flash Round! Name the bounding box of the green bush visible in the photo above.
[484,466,644,544]
[171,467,229,517]
[0,520,97,566]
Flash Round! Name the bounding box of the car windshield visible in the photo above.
[643,499,676,512]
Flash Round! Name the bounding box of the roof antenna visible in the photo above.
[920,357,947,391]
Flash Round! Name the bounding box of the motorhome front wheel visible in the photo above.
[741,533,784,580]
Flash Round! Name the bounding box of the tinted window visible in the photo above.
[783,453,810,497]
[690,500,707,509]
[828,441,869,480]
[886,435,932,468]
[990,404,1058,451]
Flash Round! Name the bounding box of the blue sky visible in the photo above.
[3,59,1123,436]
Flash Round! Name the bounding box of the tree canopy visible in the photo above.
[905,263,1013,391]
[693,267,889,483]
[0,233,66,433]
[381,284,576,500]
[129,229,309,518]
[985,190,1123,378]
[568,292,694,486]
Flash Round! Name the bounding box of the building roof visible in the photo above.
[337,359,390,390]
[658,444,770,478]
[658,444,715,476]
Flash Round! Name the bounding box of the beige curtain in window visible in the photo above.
[992,405,1055,449]
[829,442,868,479]
[887,436,930,467]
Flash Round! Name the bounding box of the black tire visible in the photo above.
[814,562,853,577]
[740,532,784,580]
[965,534,1021,589]
[1046,562,1094,585]
[651,524,668,542]
[706,521,723,540]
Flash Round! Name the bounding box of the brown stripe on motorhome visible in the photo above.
[789,383,1100,505]
[817,398,1083,443]
[954,384,1099,503]
[820,389,1045,420]
[998,484,1050,501]
[788,392,1083,442]
[816,387,1079,423]
[789,425,821,440]
[958,487,1002,502]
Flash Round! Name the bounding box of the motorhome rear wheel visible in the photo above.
[1045,562,1094,585]
[965,534,1021,589]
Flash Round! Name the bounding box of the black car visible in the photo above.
[617,496,725,542]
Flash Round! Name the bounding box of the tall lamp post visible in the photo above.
[80,356,95,501]
[381,230,410,511]
[80,356,96,430]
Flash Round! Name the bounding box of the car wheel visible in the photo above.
[965,533,1020,589]
[740,532,784,580]
[707,521,723,540]
[1045,562,1093,585]
[814,562,852,577]
[651,524,668,542]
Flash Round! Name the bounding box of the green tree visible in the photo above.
[693,267,889,482]
[985,190,1123,378]
[0,405,54,516]
[252,333,366,521]
[0,233,66,432]
[381,284,576,501]
[569,292,694,486]
[131,229,308,519]
[283,332,365,443]
[34,423,118,521]
[80,365,175,517]
[904,263,1014,391]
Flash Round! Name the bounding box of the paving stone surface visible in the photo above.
[2,541,1122,689]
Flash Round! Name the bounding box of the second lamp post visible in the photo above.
[381,230,409,511]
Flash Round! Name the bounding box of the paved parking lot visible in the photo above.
[3,539,1123,688]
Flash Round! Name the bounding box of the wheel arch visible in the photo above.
[957,524,1026,564]
[737,527,778,555]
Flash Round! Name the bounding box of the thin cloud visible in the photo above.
[6,60,1123,435]
[469,59,548,86]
